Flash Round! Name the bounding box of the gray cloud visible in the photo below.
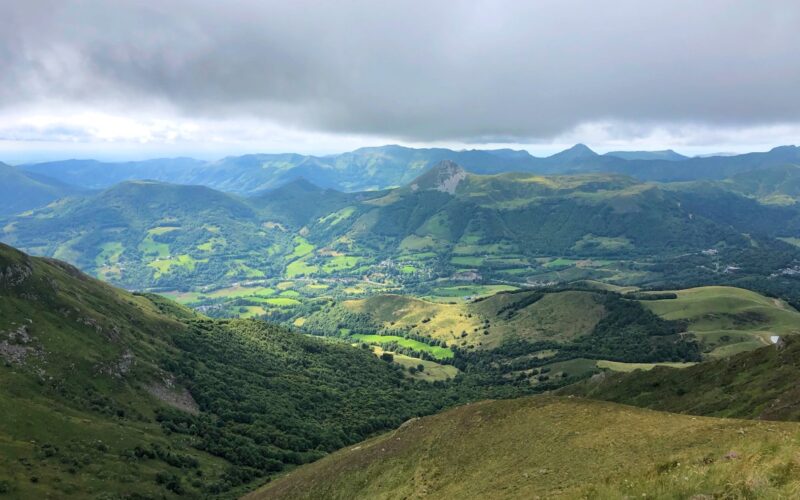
[2,0,799,143]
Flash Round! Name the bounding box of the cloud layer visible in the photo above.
[1,0,799,149]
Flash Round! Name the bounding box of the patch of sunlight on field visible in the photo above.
[597,360,697,372]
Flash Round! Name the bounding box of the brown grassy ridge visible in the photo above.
[247,396,800,499]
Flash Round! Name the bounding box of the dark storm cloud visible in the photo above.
[1,0,799,142]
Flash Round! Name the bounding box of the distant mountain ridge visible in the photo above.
[0,162,85,215]
[18,144,800,194]
[605,149,688,161]
[6,161,800,295]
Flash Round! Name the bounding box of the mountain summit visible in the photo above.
[409,160,467,194]
[548,143,599,161]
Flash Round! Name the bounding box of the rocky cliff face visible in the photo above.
[410,160,467,194]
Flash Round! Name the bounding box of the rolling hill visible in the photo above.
[1,243,523,497]
[299,285,798,378]
[0,180,286,289]
[18,157,207,190]
[605,149,688,161]
[563,335,800,422]
[0,162,83,216]
[249,396,800,499]
[722,164,800,205]
[635,286,800,357]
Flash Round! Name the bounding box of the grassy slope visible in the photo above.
[563,335,800,421]
[1,180,272,288]
[341,286,796,356]
[0,163,80,216]
[0,243,227,498]
[640,286,800,357]
[2,243,516,498]
[344,290,606,350]
[249,396,800,500]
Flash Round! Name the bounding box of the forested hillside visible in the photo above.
[0,243,533,497]
[562,336,800,421]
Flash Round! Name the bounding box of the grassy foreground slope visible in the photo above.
[563,336,800,421]
[249,396,800,500]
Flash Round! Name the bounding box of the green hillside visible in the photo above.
[0,180,291,289]
[311,285,797,354]
[249,396,800,499]
[563,335,800,422]
[299,288,702,388]
[636,286,800,357]
[723,164,800,205]
[0,162,82,216]
[5,163,800,319]
[0,243,538,497]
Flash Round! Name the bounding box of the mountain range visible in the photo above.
[5,160,800,300]
[12,143,800,197]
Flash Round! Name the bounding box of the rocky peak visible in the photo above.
[409,160,467,195]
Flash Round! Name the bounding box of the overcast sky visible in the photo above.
[1,0,799,161]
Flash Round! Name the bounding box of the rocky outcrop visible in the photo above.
[409,160,467,194]
[146,374,200,415]
[0,262,33,287]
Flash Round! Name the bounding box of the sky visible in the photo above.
[1,0,799,162]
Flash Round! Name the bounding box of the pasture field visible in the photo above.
[318,206,356,225]
[162,285,276,305]
[224,261,265,278]
[290,236,315,258]
[430,284,518,298]
[286,259,318,277]
[235,305,268,318]
[539,358,598,379]
[542,257,579,268]
[778,237,800,247]
[596,360,697,372]
[450,255,484,267]
[197,236,226,252]
[398,234,437,251]
[95,241,124,267]
[350,334,454,360]
[640,286,800,357]
[263,297,301,307]
[206,285,275,299]
[369,347,459,382]
[148,254,206,278]
[321,255,360,272]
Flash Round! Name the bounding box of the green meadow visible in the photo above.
[350,334,454,360]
